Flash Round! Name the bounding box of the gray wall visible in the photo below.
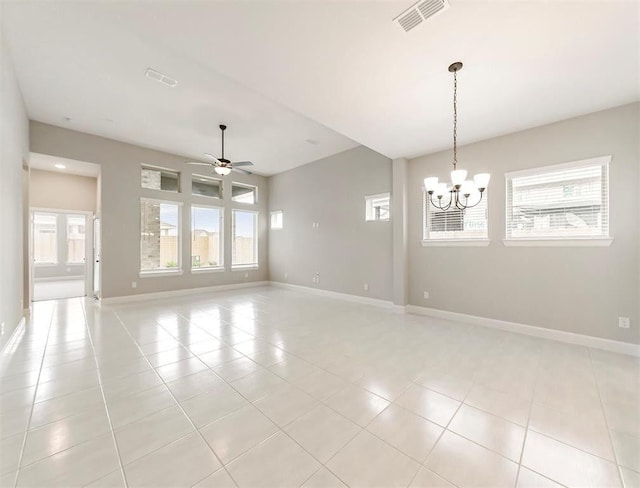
[30,122,268,299]
[408,103,639,344]
[31,169,97,212]
[0,24,30,349]
[268,146,393,301]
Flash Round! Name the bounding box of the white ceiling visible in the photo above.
[30,153,100,178]
[3,1,638,173]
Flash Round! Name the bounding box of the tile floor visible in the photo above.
[1,286,638,487]
[32,279,85,302]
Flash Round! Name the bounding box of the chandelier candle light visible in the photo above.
[424,62,490,211]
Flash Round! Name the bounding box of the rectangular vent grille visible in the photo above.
[145,68,178,88]
[394,0,449,32]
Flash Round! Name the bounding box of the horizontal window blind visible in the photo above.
[506,159,609,239]
[424,191,488,240]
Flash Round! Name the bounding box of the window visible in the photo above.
[232,210,258,268]
[66,215,86,264]
[191,206,223,270]
[270,210,283,230]
[141,166,180,192]
[192,175,221,199]
[423,192,488,240]
[231,183,257,204]
[365,193,390,221]
[506,156,610,240]
[140,199,181,273]
[33,213,57,264]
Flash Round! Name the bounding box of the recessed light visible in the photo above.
[54,163,66,169]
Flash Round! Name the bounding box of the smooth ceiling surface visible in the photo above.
[2,1,638,171]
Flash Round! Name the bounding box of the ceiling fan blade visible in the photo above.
[232,167,252,175]
[186,161,214,166]
[232,161,254,167]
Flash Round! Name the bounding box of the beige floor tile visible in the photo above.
[425,431,518,487]
[394,384,460,427]
[213,357,261,382]
[610,430,640,472]
[0,433,24,476]
[284,404,361,463]
[200,404,278,464]
[107,384,176,429]
[367,404,443,462]
[522,430,621,487]
[516,467,564,487]
[465,383,531,426]
[124,432,221,487]
[448,404,525,461]
[324,385,389,427]
[193,467,238,488]
[290,369,348,401]
[254,385,317,427]
[230,369,287,402]
[226,432,320,487]
[84,470,126,487]
[155,357,208,383]
[408,467,455,487]
[620,466,640,488]
[180,384,248,428]
[165,369,226,402]
[327,430,420,488]
[301,467,347,488]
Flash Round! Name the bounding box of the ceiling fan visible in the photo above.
[187,124,254,175]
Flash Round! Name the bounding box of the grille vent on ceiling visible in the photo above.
[394,0,450,32]
[145,68,178,88]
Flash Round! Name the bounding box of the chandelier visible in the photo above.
[424,62,490,211]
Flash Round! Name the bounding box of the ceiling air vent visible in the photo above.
[394,0,449,32]
[145,68,178,88]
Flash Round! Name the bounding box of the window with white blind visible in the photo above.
[505,156,610,241]
[423,191,488,241]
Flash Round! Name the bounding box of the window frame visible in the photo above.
[231,182,258,205]
[365,193,391,222]
[32,211,59,265]
[141,165,181,193]
[191,174,222,200]
[139,197,184,277]
[503,155,612,247]
[270,210,284,230]
[422,189,489,246]
[190,204,224,273]
[231,209,259,269]
[65,214,87,265]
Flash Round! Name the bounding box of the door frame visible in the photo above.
[30,208,94,301]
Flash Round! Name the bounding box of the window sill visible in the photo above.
[34,263,58,267]
[502,238,613,247]
[191,267,225,274]
[139,269,184,278]
[232,265,259,270]
[421,239,490,247]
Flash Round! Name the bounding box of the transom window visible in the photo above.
[141,166,180,192]
[192,175,221,199]
[505,156,610,240]
[231,183,257,204]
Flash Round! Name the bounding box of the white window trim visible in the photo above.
[190,203,224,271]
[140,198,183,274]
[365,192,391,222]
[270,210,284,230]
[504,155,611,243]
[191,174,223,200]
[231,209,259,269]
[231,182,258,205]
[422,190,489,243]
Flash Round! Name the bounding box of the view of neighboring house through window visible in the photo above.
[191,206,223,269]
[423,191,488,240]
[192,175,221,199]
[141,166,180,192]
[365,193,390,221]
[33,213,58,264]
[232,210,258,268]
[270,210,283,230]
[66,215,86,264]
[506,157,609,239]
[140,199,181,272]
[231,183,257,204]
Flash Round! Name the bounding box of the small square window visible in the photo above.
[232,183,257,204]
[270,211,283,230]
[192,175,222,199]
[365,193,390,221]
[141,166,180,192]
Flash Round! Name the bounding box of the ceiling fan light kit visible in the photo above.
[187,124,254,176]
[424,62,490,211]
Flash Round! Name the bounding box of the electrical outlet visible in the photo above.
[244,273,249,278]
[619,317,630,329]
[363,283,369,291]
[284,273,288,279]
[424,291,429,299]
[131,281,137,289]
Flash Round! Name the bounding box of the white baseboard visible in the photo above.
[100,281,270,305]
[1,316,26,354]
[269,281,395,309]
[406,305,640,357]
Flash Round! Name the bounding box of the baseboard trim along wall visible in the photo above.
[269,281,395,309]
[1,317,26,355]
[406,305,640,357]
[100,281,270,306]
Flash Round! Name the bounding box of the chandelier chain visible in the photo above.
[453,68,457,169]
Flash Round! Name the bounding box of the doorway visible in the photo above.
[31,210,93,301]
